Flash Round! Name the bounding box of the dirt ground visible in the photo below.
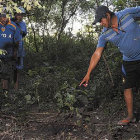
[0,100,140,140]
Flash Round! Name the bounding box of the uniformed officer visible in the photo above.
[0,12,21,95]
[11,7,27,90]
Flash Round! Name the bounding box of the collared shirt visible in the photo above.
[11,19,27,57]
[97,6,140,61]
[0,20,21,56]
[19,21,27,36]
[17,21,27,57]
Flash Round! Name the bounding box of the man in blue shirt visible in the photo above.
[80,6,140,125]
[11,7,27,90]
[0,13,21,97]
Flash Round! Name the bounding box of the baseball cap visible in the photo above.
[0,7,9,18]
[93,6,110,25]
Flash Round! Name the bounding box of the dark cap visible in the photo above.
[93,6,110,25]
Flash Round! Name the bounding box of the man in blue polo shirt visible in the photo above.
[80,6,140,125]
[0,13,21,96]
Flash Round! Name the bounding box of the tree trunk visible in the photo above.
[28,16,39,53]
[31,23,39,52]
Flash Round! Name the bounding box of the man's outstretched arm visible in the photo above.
[80,47,104,87]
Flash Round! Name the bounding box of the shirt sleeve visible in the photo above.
[124,6,140,18]
[14,27,22,43]
[22,22,27,36]
[97,34,107,48]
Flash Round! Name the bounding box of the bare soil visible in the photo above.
[0,101,140,140]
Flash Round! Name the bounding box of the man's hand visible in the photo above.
[79,74,90,87]
[79,48,104,88]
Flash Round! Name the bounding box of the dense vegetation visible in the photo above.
[0,0,140,139]
[22,0,139,112]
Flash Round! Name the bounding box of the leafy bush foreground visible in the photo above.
[2,34,124,115]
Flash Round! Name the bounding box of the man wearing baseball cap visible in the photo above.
[80,5,140,125]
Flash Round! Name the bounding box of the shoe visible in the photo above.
[118,118,136,125]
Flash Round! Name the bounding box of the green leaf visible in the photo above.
[25,94,31,101]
